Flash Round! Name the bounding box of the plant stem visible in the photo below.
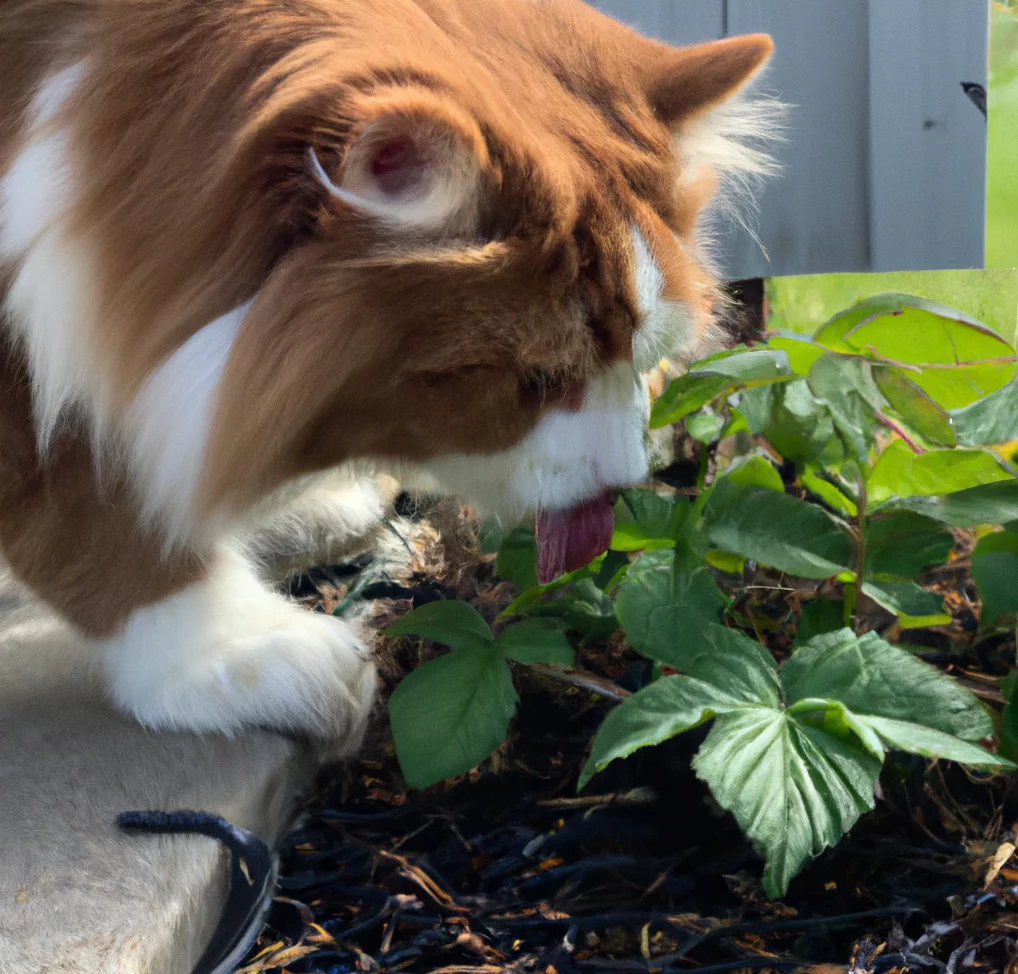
[524,662,631,702]
[842,582,856,628]
[852,470,868,632]
[695,441,710,491]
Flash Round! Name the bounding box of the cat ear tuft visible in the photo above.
[649,34,774,123]
[309,91,487,233]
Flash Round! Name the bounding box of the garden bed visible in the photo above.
[239,498,1018,974]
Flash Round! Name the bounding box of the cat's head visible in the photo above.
[200,2,776,561]
[51,0,780,561]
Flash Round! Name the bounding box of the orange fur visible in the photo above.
[0,0,774,701]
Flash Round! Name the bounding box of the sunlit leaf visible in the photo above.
[579,625,778,789]
[801,467,858,517]
[952,378,1018,446]
[723,453,785,492]
[686,408,726,443]
[781,629,994,743]
[611,489,677,552]
[693,707,880,899]
[651,373,731,428]
[867,440,1012,506]
[874,367,957,447]
[812,294,1016,409]
[651,348,794,429]
[861,716,1011,770]
[579,675,747,789]
[768,334,826,375]
[883,479,1018,527]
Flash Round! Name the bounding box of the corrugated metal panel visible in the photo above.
[867,0,988,271]
[587,0,989,278]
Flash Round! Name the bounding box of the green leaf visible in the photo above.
[741,380,840,464]
[811,294,1016,409]
[952,378,1018,446]
[693,707,881,898]
[686,408,725,443]
[650,349,794,429]
[884,479,1018,527]
[863,512,954,577]
[611,489,676,551]
[386,599,493,649]
[874,367,957,448]
[614,548,726,669]
[578,625,779,788]
[498,561,601,619]
[704,478,856,579]
[560,578,620,639]
[971,529,1018,625]
[686,625,780,704]
[861,580,952,628]
[860,715,1012,770]
[691,347,794,381]
[705,549,746,574]
[1003,670,1018,706]
[867,440,1013,506]
[781,629,994,743]
[795,600,846,648]
[651,372,731,428]
[1000,671,1018,763]
[767,334,826,375]
[579,674,752,790]
[389,646,518,789]
[495,619,575,665]
[807,354,886,460]
[800,467,858,516]
[723,453,785,492]
[495,526,538,590]
[523,578,620,641]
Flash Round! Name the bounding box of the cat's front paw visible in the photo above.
[94,545,377,755]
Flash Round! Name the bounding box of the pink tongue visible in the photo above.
[535,490,614,584]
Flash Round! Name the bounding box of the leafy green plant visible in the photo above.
[387,600,572,788]
[384,293,1018,898]
[583,626,1002,897]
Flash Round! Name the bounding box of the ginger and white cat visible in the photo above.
[0,0,778,753]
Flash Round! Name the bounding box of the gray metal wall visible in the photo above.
[591,1,989,279]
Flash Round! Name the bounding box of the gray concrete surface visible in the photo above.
[0,566,317,974]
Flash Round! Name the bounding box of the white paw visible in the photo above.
[93,544,377,753]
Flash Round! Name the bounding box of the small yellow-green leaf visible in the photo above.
[867,440,1012,506]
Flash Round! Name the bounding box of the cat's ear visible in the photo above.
[648,34,773,123]
[308,90,488,232]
